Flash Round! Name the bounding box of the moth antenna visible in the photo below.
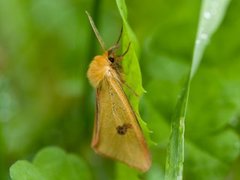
[107,27,123,54]
[116,26,123,45]
[85,11,105,51]
[120,42,131,57]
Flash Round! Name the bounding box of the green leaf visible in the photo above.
[115,0,154,177]
[9,147,91,180]
[10,161,45,180]
[116,0,152,144]
[165,0,231,179]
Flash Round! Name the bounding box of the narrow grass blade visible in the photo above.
[190,0,231,79]
[165,0,231,179]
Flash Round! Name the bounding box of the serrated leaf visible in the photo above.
[116,0,152,145]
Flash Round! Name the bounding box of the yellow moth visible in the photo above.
[86,11,151,172]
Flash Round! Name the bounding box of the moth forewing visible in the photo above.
[91,89,100,147]
[91,69,151,172]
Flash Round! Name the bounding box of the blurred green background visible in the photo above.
[0,0,240,179]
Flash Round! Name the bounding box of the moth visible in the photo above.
[86,11,151,172]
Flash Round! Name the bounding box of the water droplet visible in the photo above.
[204,11,212,19]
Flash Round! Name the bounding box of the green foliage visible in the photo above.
[10,147,91,180]
[0,0,240,180]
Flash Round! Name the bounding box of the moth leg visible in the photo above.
[122,82,140,97]
[113,75,139,97]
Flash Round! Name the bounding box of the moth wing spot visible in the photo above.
[116,123,132,135]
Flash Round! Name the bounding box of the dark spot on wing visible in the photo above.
[116,123,132,135]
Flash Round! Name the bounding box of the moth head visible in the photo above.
[107,42,131,65]
[86,11,131,65]
[107,46,119,64]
